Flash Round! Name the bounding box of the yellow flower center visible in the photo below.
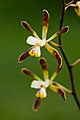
[36,87,47,99]
[29,50,39,57]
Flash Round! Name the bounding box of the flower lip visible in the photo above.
[29,46,41,57]
[36,87,47,99]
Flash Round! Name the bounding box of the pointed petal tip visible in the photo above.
[21,20,24,25]
[33,105,39,112]
[18,57,22,63]
[43,9,50,22]
[33,97,42,112]
[21,68,32,76]
[60,26,69,34]
[50,82,67,101]
[43,9,48,13]
[21,21,27,28]
[39,57,46,62]
[18,50,30,62]
[21,21,35,34]
[21,68,26,74]
[33,108,38,112]
[58,88,67,101]
[18,55,23,63]
[43,9,50,17]
[64,26,69,33]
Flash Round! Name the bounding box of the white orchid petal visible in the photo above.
[43,79,49,87]
[27,36,40,45]
[41,39,46,47]
[31,80,42,89]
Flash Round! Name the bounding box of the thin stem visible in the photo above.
[71,58,80,68]
[65,0,75,7]
[58,0,80,110]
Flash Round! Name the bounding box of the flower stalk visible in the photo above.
[71,58,80,68]
[58,0,80,110]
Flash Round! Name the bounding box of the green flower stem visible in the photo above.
[71,58,80,68]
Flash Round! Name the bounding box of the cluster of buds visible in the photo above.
[18,9,71,111]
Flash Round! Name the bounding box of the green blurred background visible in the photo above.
[0,0,80,120]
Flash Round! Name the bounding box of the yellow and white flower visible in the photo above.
[18,9,69,71]
[27,36,46,57]
[31,79,49,99]
[21,58,71,111]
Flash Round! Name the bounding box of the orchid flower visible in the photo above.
[21,58,72,111]
[18,9,69,71]
[75,1,80,16]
